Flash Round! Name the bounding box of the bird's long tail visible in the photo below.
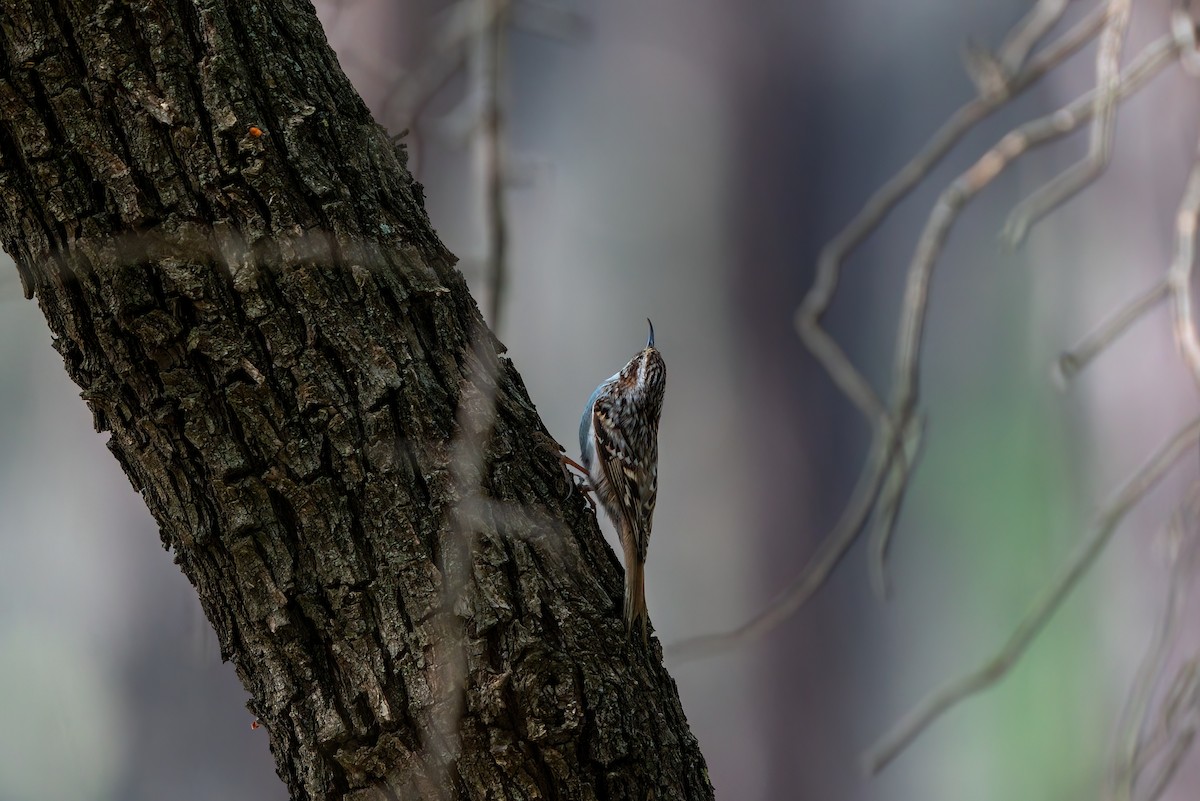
[621,529,648,643]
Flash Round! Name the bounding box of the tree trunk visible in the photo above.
[0,2,713,799]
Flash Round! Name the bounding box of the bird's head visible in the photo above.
[617,319,666,404]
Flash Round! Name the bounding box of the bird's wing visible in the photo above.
[591,395,652,562]
[578,380,606,467]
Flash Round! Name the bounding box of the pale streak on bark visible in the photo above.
[421,331,501,799]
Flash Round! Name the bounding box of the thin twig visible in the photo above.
[1168,129,1200,389]
[864,417,1200,774]
[860,134,1036,598]
[385,0,513,330]
[513,0,590,41]
[666,435,899,662]
[897,32,1178,368]
[674,6,1130,663]
[381,5,471,127]
[1131,663,1199,797]
[1110,482,1200,801]
[1140,726,1197,801]
[1173,0,1200,76]
[1084,143,1200,798]
[793,4,1111,609]
[1004,0,1132,246]
[966,0,1079,94]
[999,0,1078,73]
[380,0,512,167]
[862,31,1173,596]
[1055,280,1169,385]
[796,2,1109,424]
[868,415,924,599]
[479,0,510,330]
[1133,651,1200,801]
[865,32,1178,596]
[1161,658,1200,736]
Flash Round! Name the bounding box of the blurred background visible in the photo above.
[3,0,1200,799]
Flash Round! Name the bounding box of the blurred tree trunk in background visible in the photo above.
[0,1,712,799]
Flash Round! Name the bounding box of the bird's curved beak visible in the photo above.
[646,318,655,349]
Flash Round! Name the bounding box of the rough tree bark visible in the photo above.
[0,1,713,799]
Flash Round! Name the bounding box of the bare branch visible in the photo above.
[1141,726,1197,801]
[965,0,1080,94]
[1134,651,1200,801]
[865,32,1177,602]
[868,415,924,600]
[1003,0,1132,246]
[1172,0,1200,77]
[382,0,516,331]
[864,417,1200,775]
[1168,130,1200,389]
[791,7,1114,612]
[666,435,898,662]
[782,4,1112,620]
[795,3,1109,425]
[1110,482,1200,801]
[380,0,509,140]
[679,0,1195,787]
[675,6,1152,663]
[999,0,1078,73]
[479,0,511,330]
[1055,280,1169,385]
[513,0,590,41]
[889,31,1178,396]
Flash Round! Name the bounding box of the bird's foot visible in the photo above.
[558,454,597,512]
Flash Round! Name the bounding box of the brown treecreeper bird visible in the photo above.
[573,320,665,642]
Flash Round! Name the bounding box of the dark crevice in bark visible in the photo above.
[44,2,89,81]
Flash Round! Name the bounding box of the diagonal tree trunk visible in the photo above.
[0,1,713,798]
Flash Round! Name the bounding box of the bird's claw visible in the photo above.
[558,452,597,512]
